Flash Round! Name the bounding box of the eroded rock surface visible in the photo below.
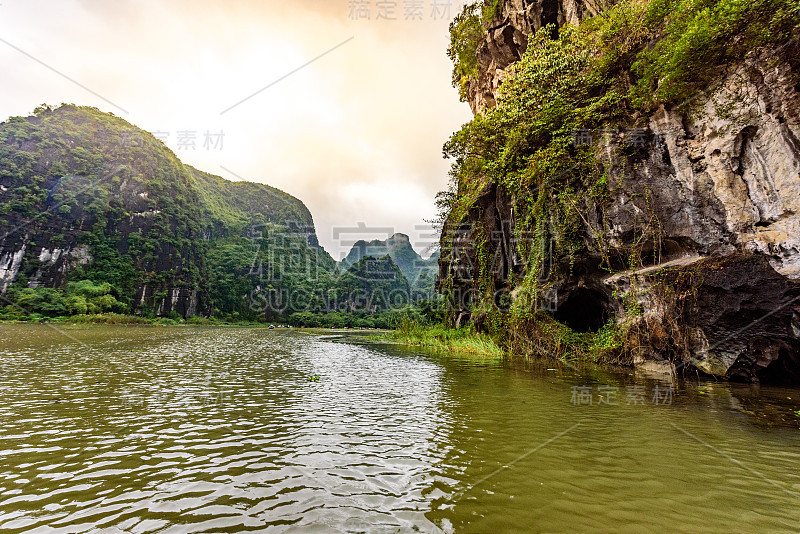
[466,0,617,113]
[442,0,800,383]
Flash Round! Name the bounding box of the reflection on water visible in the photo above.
[0,324,798,533]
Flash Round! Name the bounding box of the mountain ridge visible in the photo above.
[0,104,333,318]
[340,232,438,295]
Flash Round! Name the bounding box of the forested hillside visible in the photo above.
[340,233,439,299]
[0,104,421,326]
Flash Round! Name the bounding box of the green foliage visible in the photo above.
[628,0,799,108]
[0,104,343,322]
[411,270,439,302]
[0,279,127,319]
[272,260,444,329]
[334,255,411,313]
[504,312,632,364]
[481,0,502,23]
[71,233,137,305]
[190,167,317,240]
[67,313,152,324]
[0,104,209,314]
[8,287,67,317]
[340,235,436,294]
[391,320,504,356]
[439,0,799,363]
[443,22,616,334]
[448,2,486,101]
[444,0,800,201]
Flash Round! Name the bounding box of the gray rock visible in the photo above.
[441,0,800,383]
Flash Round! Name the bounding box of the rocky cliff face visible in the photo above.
[440,0,800,384]
[465,0,617,113]
[600,48,800,383]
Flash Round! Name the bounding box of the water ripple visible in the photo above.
[0,325,798,533]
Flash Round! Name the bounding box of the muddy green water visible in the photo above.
[0,324,798,533]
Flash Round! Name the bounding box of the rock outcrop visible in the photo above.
[340,233,438,292]
[466,0,618,113]
[439,0,800,384]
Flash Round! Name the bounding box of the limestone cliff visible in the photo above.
[439,0,800,384]
[340,233,438,294]
[464,0,618,113]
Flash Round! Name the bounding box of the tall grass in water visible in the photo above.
[391,319,504,357]
[65,313,153,325]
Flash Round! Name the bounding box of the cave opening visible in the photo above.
[541,0,560,32]
[757,346,800,386]
[552,288,610,333]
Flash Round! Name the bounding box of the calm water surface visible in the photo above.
[0,324,798,533]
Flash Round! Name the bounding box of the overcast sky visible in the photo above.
[0,0,473,259]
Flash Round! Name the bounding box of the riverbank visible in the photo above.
[389,316,634,363]
[0,313,269,327]
[0,308,402,329]
[0,314,397,332]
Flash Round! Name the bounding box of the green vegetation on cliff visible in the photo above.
[439,0,800,362]
[447,0,505,101]
[0,105,334,322]
[448,3,484,100]
[340,233,438,298]
[0,105,206,302]
[0,105,438,327]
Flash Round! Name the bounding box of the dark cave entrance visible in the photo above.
[755,346,800,386]
[541,0,560,29]
[552,288,610,333]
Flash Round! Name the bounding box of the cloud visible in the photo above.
[0,0,473,257]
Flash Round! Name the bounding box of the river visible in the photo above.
[0,324,798,533]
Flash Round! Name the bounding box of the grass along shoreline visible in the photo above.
[390,322,504,357]
[2,313,503,358]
